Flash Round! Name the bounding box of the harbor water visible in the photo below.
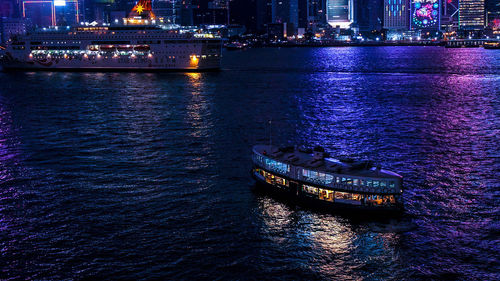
[0,47,499,280]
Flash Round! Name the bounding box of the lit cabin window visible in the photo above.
[335,191,352,200]
[325,174,333,184]
[367,180,373,187]
[380,181,387,188]
[353,179,359,186]
[389,181,395,189]
[319,189,334,202]
[302,185,318,195]
[373,181,380,188]
[264,158,289,174]
[303,169,332,185]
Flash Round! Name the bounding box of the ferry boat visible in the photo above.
[251,145,404,213]
[0,0,221,71]
[484,42,500,49]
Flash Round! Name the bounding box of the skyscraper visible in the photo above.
[383,0,409,30]
[486,0,499,30]
[355,0,383,33]
[326,0,353,29]
[459,0,485,31]
[256,0,273,32]
[152,0,177,23]
[272,0,299,24]
[272,0,299,35]
[307,0,326,25]
[235,0,260,30]
[21,0,56,26]
[298,0,308,28]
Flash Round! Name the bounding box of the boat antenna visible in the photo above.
[226,0,230,26]
[269,119,272,147]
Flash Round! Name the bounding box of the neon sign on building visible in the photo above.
[411,0,440,29]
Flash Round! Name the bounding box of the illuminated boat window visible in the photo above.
[259,169,288,187]
[274,176,288,187]
[335,191,351,200]
[319,188,334,202]
[302,185,319,195]
[263,158,289,174]
[352,193,363,201]
[302,169,333,185]
[325,173,333,184]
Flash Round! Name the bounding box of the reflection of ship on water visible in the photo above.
[0,0,222,71]
[251,145,404,214]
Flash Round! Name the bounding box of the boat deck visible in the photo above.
[253,144,401,179]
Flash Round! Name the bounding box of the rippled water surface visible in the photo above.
[0,47,499,280]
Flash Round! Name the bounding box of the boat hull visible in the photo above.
[1,64,221,72]
[252,169,404,215]
[0,56,220,72]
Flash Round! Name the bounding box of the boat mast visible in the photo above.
[226,0,230,26]
[269,119,272,147]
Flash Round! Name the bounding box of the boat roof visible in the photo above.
[253,144,402,180]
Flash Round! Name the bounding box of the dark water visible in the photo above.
[0,47,499,280]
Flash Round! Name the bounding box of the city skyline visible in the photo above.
[0,0,499,40]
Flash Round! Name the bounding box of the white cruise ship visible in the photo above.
[0,0,222,71]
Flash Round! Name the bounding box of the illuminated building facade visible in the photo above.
[22,0,56,26]
[20,0,82,26]
[326,0,353,29]
[459,0,485,30]
[383,0,409,30]
[54,0,83,25]
[410,0,440,30]
[308,0,326,25]
[152,0,177,23]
